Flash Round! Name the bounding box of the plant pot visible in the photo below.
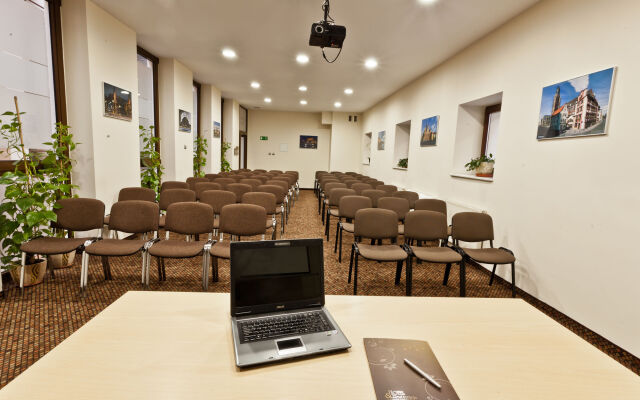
[9,258,47,287]
[476,161,495,177]
[47,250,76,269]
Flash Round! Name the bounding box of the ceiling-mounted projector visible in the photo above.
[309,0,346,63]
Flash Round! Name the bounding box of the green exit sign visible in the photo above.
[260,136,268,140]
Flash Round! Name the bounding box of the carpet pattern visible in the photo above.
[0,190,638,387]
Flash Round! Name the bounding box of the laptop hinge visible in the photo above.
[307,303,322,307]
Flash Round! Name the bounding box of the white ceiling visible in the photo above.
[92,0,539,112]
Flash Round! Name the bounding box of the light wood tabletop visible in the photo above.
[1,292,638,399]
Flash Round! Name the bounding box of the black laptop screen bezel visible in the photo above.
[230,238,325,316]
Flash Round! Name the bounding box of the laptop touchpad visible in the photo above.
[276,338,306,355]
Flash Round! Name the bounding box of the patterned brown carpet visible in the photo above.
[0,190,638,387]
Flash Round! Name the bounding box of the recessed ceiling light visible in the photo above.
[418,0,438,4]
[344,88,354,95]
[299,85,308,92]
[334,102,342,108]
[250,81,260,89]
[221,48,237,59]
[296,54,310,64]
[300,100,308,105]
[364,58,378,70]
[264,97,272,103]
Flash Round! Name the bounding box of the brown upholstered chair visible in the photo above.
[160,181,189,192]
[242,192,278,240]
[195,182,222,201]
[147,202,214,290]
[226,183,252,203]
[257,184,287,235]
[378,197,410,236]
[334,195,372,262]
[186,177,209,191]
[158,189,196,228]
[19,198,105,291]
[348,208,408,295]
[213,177,237,190]
[268,170,283,174]
[199,190,237,236]
[81,201,159,290]
[324,188,356,240]
[209,204,267,282]
[414,198,451,238]
[205,173,221,182]
[265,180,291,221]
[321,182,347,223]
[376,184,398,195]
[314,170,329,195]
[240,178,262,191]
[252,175,269,184]
[393,191,419,209]
[452,212,517,297]
[342,179,359,188]
[361,189,387,208]
[104,187,156,227]
[253,169,267,173]
[351,182,372,195]
[403,211,464,296]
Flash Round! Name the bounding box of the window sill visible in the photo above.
[393,167,408,171]
[450,173,493,182]
[362,163,370,166]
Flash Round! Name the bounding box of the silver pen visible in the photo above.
[404,358,442,389]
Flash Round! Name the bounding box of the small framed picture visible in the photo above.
[300,135,318,149]
[420,116,439,147]
[103,82,132,121]
[377,131,385,150]
[213,121,221,138]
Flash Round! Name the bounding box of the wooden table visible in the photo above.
[1,292,639,399]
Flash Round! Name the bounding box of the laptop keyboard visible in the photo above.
[238,310,334,343]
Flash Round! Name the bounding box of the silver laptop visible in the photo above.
[230,238,351,367]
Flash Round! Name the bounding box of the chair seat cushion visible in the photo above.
[329,208,340,217]
[411,246,462,263]
[148,240,206,258]
[463,248,515,264]
[85,239,146,256]
[357,244,407,261]
[20,237,88,255]
[398,224,404,235]
[103,214,110,225]
[210,241,231,259]
[265,219,275,229]
[158,214,166,228]
[342,222,354,233]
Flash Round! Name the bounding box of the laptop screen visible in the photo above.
[230,239,325,316]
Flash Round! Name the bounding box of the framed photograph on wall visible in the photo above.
[300,135,318,149]
[213,121,221,138]
[537,67,616,140]
[178,109,192,133]
[377,131,386,150]
[103,82,132,121]
[420,116,439,147]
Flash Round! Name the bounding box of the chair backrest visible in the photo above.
[451,212,494,243]
[285,171,299,179]
[268,170,283,174]
[315,170,328,179]
[351,182,372,195]
[213,177,237,190]
[354,208,399,240]
[404,210,448,241]
[376,184,398,195]
[109,200,159,234]
[342,179,359,188]
[253,169,267,173]
[414,199,447,216]
[240,178,262,191]
[227,183,252,203]
[159,189,196,211]
[377,197,410,221]
[265,180,289,193]
[199,190,237,214]
[165,202,214,235]
[205,173,221,182]
[323,182,346,195]
[195,182,222,200]
[339,195,372,219]
[252,175,269,184]
[118,187,156,202]
[242,192,276,214]
[160,181,189,192]
[273,176,292,188]
[56,198,105,232]
[392,191,419,209]
[328,188,356,207]
[256,185,286,205]
[186,177,209,191]
[219,204,267,236]
[361,189,387,207]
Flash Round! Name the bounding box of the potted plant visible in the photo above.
[0,101,61,286]
[193,136,208,177]
[221,141,232,172]
[465,153,495,177]
[140,125,163,199]
[397,158,408,169]
[41,122,79,269]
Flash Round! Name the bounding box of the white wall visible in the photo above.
[247,110,330,188]
[158,58,193,181]
[62,0,139,211]
[361,0,640,357]
[200,84,222,173]
[329,112,362,173]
